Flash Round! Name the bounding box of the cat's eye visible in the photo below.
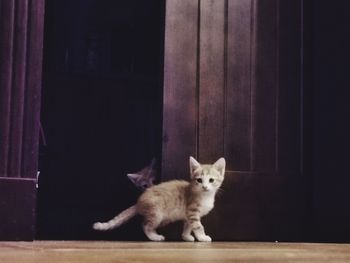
[209,178,214,183]
[196,178,202,183]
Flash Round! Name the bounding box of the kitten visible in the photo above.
[127,158,157,190]
[93,156,226,242]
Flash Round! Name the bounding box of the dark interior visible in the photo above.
[310,1,350,242]
[37,0,165,240]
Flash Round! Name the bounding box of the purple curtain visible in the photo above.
[0,0,44,179]
[0,0,45,240]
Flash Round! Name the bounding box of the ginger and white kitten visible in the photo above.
[127,158,157,190]
[93,156,226,242]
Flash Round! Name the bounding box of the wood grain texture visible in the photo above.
[162,0,199,180]
[198,0,225,164]
[225,0,253,171]
[1,241,350,263]
[251,0,278,172]
[162,0,305,241]
[204,172,308,241]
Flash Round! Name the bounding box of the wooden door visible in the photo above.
[0,0,45,240]
[162,0,309,241]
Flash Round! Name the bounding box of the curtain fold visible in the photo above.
[0,0,44,179]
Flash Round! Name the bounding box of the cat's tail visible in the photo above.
[93,205,137,231]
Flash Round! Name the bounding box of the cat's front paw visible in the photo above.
[182,234,195,242]
[197,234,212,242]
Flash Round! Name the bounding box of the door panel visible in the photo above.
[198,0,225,163]
[162,0,198,181]
[205,172,308,241]
[162,0,307,240]
[225,0,253,171]
[252,0,278,172]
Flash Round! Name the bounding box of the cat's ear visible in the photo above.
[189,156,201,177]
[127,173,140,184]
[213,157,226,176]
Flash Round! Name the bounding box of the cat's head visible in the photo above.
[189,156,226,194]
[127,158,157,190]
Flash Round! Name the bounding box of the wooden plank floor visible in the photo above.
[1,241,350,263]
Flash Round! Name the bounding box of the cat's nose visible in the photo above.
[202,185,209,191]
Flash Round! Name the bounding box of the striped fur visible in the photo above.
[93,157,225,242]
[93,205,137,231]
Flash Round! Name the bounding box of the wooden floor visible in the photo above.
[0,241,350,263]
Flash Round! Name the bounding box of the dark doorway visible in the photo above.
[37,0,165,240]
